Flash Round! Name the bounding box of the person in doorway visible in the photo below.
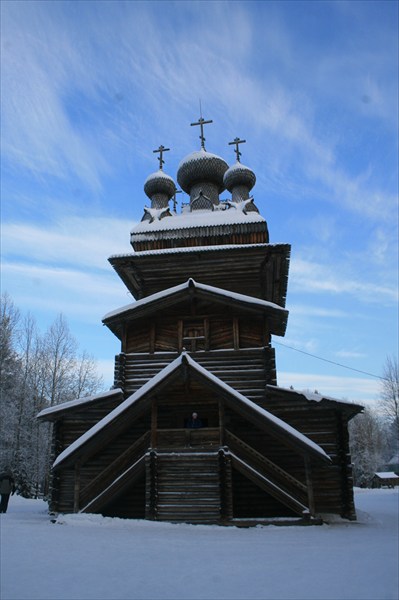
[186,412,203,428]
[0,468,15,513]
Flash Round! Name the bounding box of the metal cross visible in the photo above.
[228,137,246,162]
[172,189,182,212]
[190,117,213,150]
[153,145,170,170]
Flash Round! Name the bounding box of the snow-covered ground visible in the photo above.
[1,489,398,600]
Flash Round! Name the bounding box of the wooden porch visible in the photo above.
[76,425,321,525]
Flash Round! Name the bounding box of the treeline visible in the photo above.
[349,355,398,487]
[0,293,104,497]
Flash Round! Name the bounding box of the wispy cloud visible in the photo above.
[1,261,129,323]
[290,256,398,304]
[279,371,380,405]
[1,1,396,226]
[1,217,133,270]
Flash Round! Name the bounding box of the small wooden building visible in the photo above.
[372,472,399,489]
[38,124,363,524]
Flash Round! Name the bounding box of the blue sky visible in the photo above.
[1,0,398,405]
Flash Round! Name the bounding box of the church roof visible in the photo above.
[109,242,291,305]
[36,388,124,421]
[266,385,363,417]
[102,278,289,337]
[51,353,330,471]
[130,205,265,234]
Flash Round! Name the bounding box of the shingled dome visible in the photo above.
[177,149,229,194]
[144,169,176,200]
[224,161,256,192]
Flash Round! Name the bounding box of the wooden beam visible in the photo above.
[177,319,183,352]
[149,322,156,354]
[233,317,240,350]
[304,455,316,517]
[73,462,81,513]
[219,400,225,446]
[151,398,158,448]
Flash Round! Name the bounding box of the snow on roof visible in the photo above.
[109,242,288,260]
[102,278,287,322]
[53,353,329,470]
[266,384,363,408]
[131,207,265,234]
[144,169,174,184]
[374,472,399,479]
[225,160,254,174]
[37,388,123,420]
[177,149,225,169]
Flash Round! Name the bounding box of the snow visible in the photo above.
[177,148,226,169]
[103,278,287,321]
[143,206,171,222]
[224,197,256,213]
[131,206,265,234]
[109,242,286,259]
[375,472,399,479]
[225,160,254,174]
[144,169,174,184]
[266,384,362,408]
[1,489,398,600]
[37,388,123,420]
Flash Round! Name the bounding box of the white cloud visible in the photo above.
[1,1,396,227]
[1,217,133,270]
[1,261,129,323]
[279,371,380,405]
[290,256,398,304]
[335,350,367,360]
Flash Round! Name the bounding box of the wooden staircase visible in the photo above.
[146,450,223,524]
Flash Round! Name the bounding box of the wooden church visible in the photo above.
[38,118,363,524]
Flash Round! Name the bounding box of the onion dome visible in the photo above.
[224,161,256,205]
[177,149,228,195]
[144,170,176,202]
[223,161,256,193]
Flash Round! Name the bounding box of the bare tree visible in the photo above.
[379,356,399,436]
[0,294,22,467]
[0,296,105,496]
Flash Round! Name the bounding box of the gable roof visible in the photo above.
[109,243,291,307]
[266,384,363,418]
[52,353,329,471]
[37,388,124,422]
[103,278,289,338]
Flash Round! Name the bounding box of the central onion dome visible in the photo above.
[177,149,229,208]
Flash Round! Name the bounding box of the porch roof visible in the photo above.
[52,352,330,471]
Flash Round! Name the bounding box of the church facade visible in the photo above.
[38,118,362,524]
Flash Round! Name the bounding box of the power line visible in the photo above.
[273,340,388,381]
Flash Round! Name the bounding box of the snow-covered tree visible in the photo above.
[349,408,391,487]
[0,295,104,497]
[0,294,22,468]
[379,356,399,436]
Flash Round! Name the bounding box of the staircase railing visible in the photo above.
[228,450,309,516]
[79,431,150,510]
[225,430,307,500]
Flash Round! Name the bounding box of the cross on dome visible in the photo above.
[190,116,213,150]
[228,137,246,162]
[153,145,170,170]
